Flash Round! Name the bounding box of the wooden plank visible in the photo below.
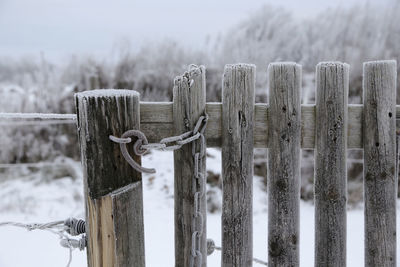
[363,60,397,267]
[173,66,207,267]
[314,62,349,266]
[140,102,173,123]
[75,89,145,267]
[205,102,222,146]
[221,64,255,266]
[139,102,383,148]
[267,62,301,266]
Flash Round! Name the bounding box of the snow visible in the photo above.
[75,89,139,99]
[0,148,398,266]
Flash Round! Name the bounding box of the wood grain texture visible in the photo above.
[267,62,301,267]
[221,64,255,267]
[86,195,115,267]
[75,89,145,267]
[112,183,146,267]
[314,62,348,267]
[363,60,397,267]
[139,102,372,148]
[173,66,207,267]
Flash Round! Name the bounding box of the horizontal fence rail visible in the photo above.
[140,102,400,149]
[3,105,400,149]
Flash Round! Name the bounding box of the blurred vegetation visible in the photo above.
[1,2,399,202]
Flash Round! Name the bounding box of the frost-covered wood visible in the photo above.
[139,102,386,149]
[16,101,396,148]
[221,64,255,267]
[315,62,348,267]
[75,89,145,267]
[267,62,301,266]
[0,112,76,125]
[0,112,76,120]
[173,66,207,267]
[363,60,397,267]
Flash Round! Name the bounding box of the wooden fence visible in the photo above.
[74,60,398,267]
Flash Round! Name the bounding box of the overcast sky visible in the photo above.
[0,0,372,60]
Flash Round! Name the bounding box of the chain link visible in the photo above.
[189,115,207,267]
[109,115,208,174]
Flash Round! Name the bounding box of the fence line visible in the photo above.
[2,60,398,267]
[2,104,400,148]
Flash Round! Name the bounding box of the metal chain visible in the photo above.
[109,115,208,174]
[189,115,207,267]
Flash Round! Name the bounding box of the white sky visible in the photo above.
[0,0,372,60]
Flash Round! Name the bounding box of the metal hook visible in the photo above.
[110,130,156,174]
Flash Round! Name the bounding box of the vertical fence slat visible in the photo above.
[364,60,397,267]
[314,62,349,266]
[221,64,255,266]
[173,66,207,267]
[75,89,145,267]
[267,62,301,266]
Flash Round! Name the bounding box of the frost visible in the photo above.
[75,89,139,99]
[0,112,76,120]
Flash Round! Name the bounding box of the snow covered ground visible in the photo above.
[0,148,398,266]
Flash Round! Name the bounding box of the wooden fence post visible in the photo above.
[315,62,349,266]
[173,66,207,267]
[75,89,145,267]
[267,62,301,266]
[363,60,397,267]
[221,64,255,266]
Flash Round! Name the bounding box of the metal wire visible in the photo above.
[0,218,86,267]
[0,113,76,126]
[213,245,268,266]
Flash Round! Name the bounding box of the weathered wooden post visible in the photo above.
[75,89,145,267]
[267,62,301,266]
[221,64,255,266]
[315,62,349,266]
[363,60,397,266]
[173,66,207,267]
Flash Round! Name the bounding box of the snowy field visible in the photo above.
[0,148,399,266]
